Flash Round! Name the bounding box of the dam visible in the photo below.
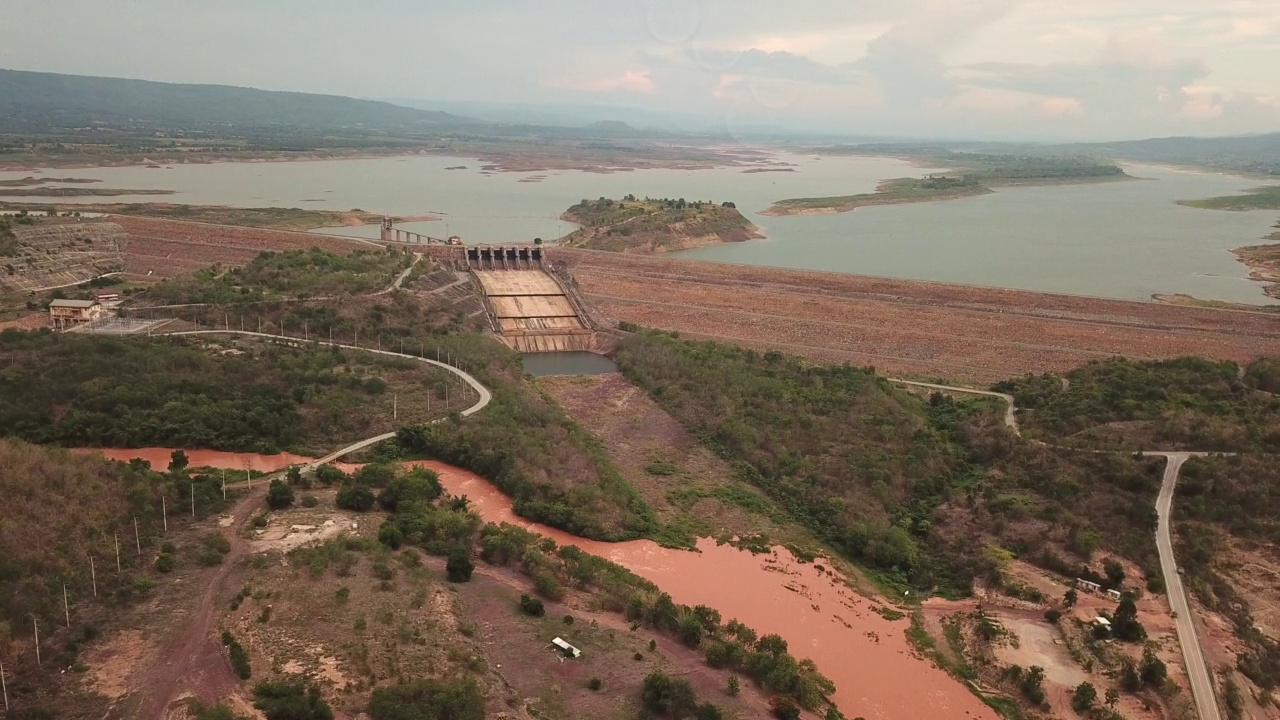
[462,245,597,353]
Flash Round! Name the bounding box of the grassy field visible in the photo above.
[764,176,993,215]
[1178,185,1280,211]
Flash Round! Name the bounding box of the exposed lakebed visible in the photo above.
[5,154,1277,303]
[90,447,997,720]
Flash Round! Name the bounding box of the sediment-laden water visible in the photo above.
[84,447,997,719]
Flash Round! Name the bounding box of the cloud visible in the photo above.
[573,70,657,95]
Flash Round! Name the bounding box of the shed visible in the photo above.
[92,288,121,303]
[1105,589,1122,602]
[551,637,581,659]
[1092,616,1112,629]
[1075,578,1102,593]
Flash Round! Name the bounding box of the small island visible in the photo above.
[560,195,762,253]
[764,153,1131,216]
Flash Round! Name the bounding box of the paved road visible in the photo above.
[888,379,1020,436]
[170,329,492,467]
[1151,451,1221,720]
[896,379,1223,718]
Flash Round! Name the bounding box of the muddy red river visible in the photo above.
[85,448,997,720]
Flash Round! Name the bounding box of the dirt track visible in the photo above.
[559,249,1280,383]
[135,484,264,720]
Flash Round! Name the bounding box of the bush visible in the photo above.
[1071,681,1097,712]
[446,549,474,583]
[252,680,333,720]
[773,698,801,720]
[301,494,319,508]
[368,678,485,720]
[518,594,545,617]
[337,484,375,511]
[1044,609,1062,623]
[223,631,251,680]
[266,479,295,510]
[588,677,602,691]
[155,553,176,573]
[642,671,698,717]
[563,614,574,625]
[315,464,347,486]
[378,521,405,549]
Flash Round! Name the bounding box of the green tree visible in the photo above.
[1105,687,1121,709]
[1140,645,1168,686]
[337,484,375,511]
[1104,558,1126,588]
[641,671,697,717]
[1064,588,1078,608]
[169,450,189,472]
[266,479,295,510]
[446,549,474,583]
[1020,666,1046,704]
[1112,597,1147,642]
[1071,682,1097,713]
[727,674,740,696]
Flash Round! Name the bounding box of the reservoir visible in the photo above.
[5,154,1277,303]
[521,351,618,377]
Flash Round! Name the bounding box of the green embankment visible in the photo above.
[994,356,1280,453]
[1178,185,1280,211]
[614,330,1167,594]
[765,155,1128,215]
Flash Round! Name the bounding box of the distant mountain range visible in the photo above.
[2,69,1277,175]
[0,69,482,135]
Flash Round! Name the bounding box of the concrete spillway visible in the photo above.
[472,263,596,353]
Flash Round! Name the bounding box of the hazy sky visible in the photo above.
[2,0,1278,141]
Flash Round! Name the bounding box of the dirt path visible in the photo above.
[135,483,267,720]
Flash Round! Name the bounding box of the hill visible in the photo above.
[0,69,480,136]
[561,196,761,253]
[1059,133,1280,177]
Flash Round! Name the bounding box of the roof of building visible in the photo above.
[1093,616,1112,626]
[92,288,120,297]
[50,299,99,308]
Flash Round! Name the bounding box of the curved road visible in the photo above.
[891,380,1222,719]
[134,330,492,718]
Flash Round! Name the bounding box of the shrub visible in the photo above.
[301,494,318,508]
[1044,609,1062,623]
[588,677,602,691]
[223,632,251,680]
[772,698,801,720]
[315,464,347,486]
[378,521,405,549]
[563,614,574,625]
[642,671,697,717]
[446,549,474,583]
[518,594,545,617]
[727,674,740,696]
[337,484,375,511]
[155,553,176,573]
[634,652,644,661]
[1071,682,1097,712]
[252,680,332,720]
[368,678,484,720]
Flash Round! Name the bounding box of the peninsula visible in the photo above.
[764,153,1131,216]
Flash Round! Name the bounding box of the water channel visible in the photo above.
[89,447,998,720]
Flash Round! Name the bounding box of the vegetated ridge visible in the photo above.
[561,195,761,253]
[0,215,126,293]
[765,153,1129,215]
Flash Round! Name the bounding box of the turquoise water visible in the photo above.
[4,155,1276,303]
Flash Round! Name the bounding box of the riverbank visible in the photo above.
[82,446,999,720]
[0,201,435,231]
[762,177,993,216]
[1234,240,1280,299]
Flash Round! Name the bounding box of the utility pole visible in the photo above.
[247,469,252,491]
[63,585,71,627]
[32,616,40,665]
[304,321,309,341]
[134,517,141,555]
[222,470,226,500]
[330,326,333,344]
[90,555,97,598]
[162,496,167,532]
[393,394,398,421]
[355,329,359,347]
[258,316,262,333]
[114,534,121,572]
[1,660,8,711]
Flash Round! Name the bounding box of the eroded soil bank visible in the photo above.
[85,447,997,720]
